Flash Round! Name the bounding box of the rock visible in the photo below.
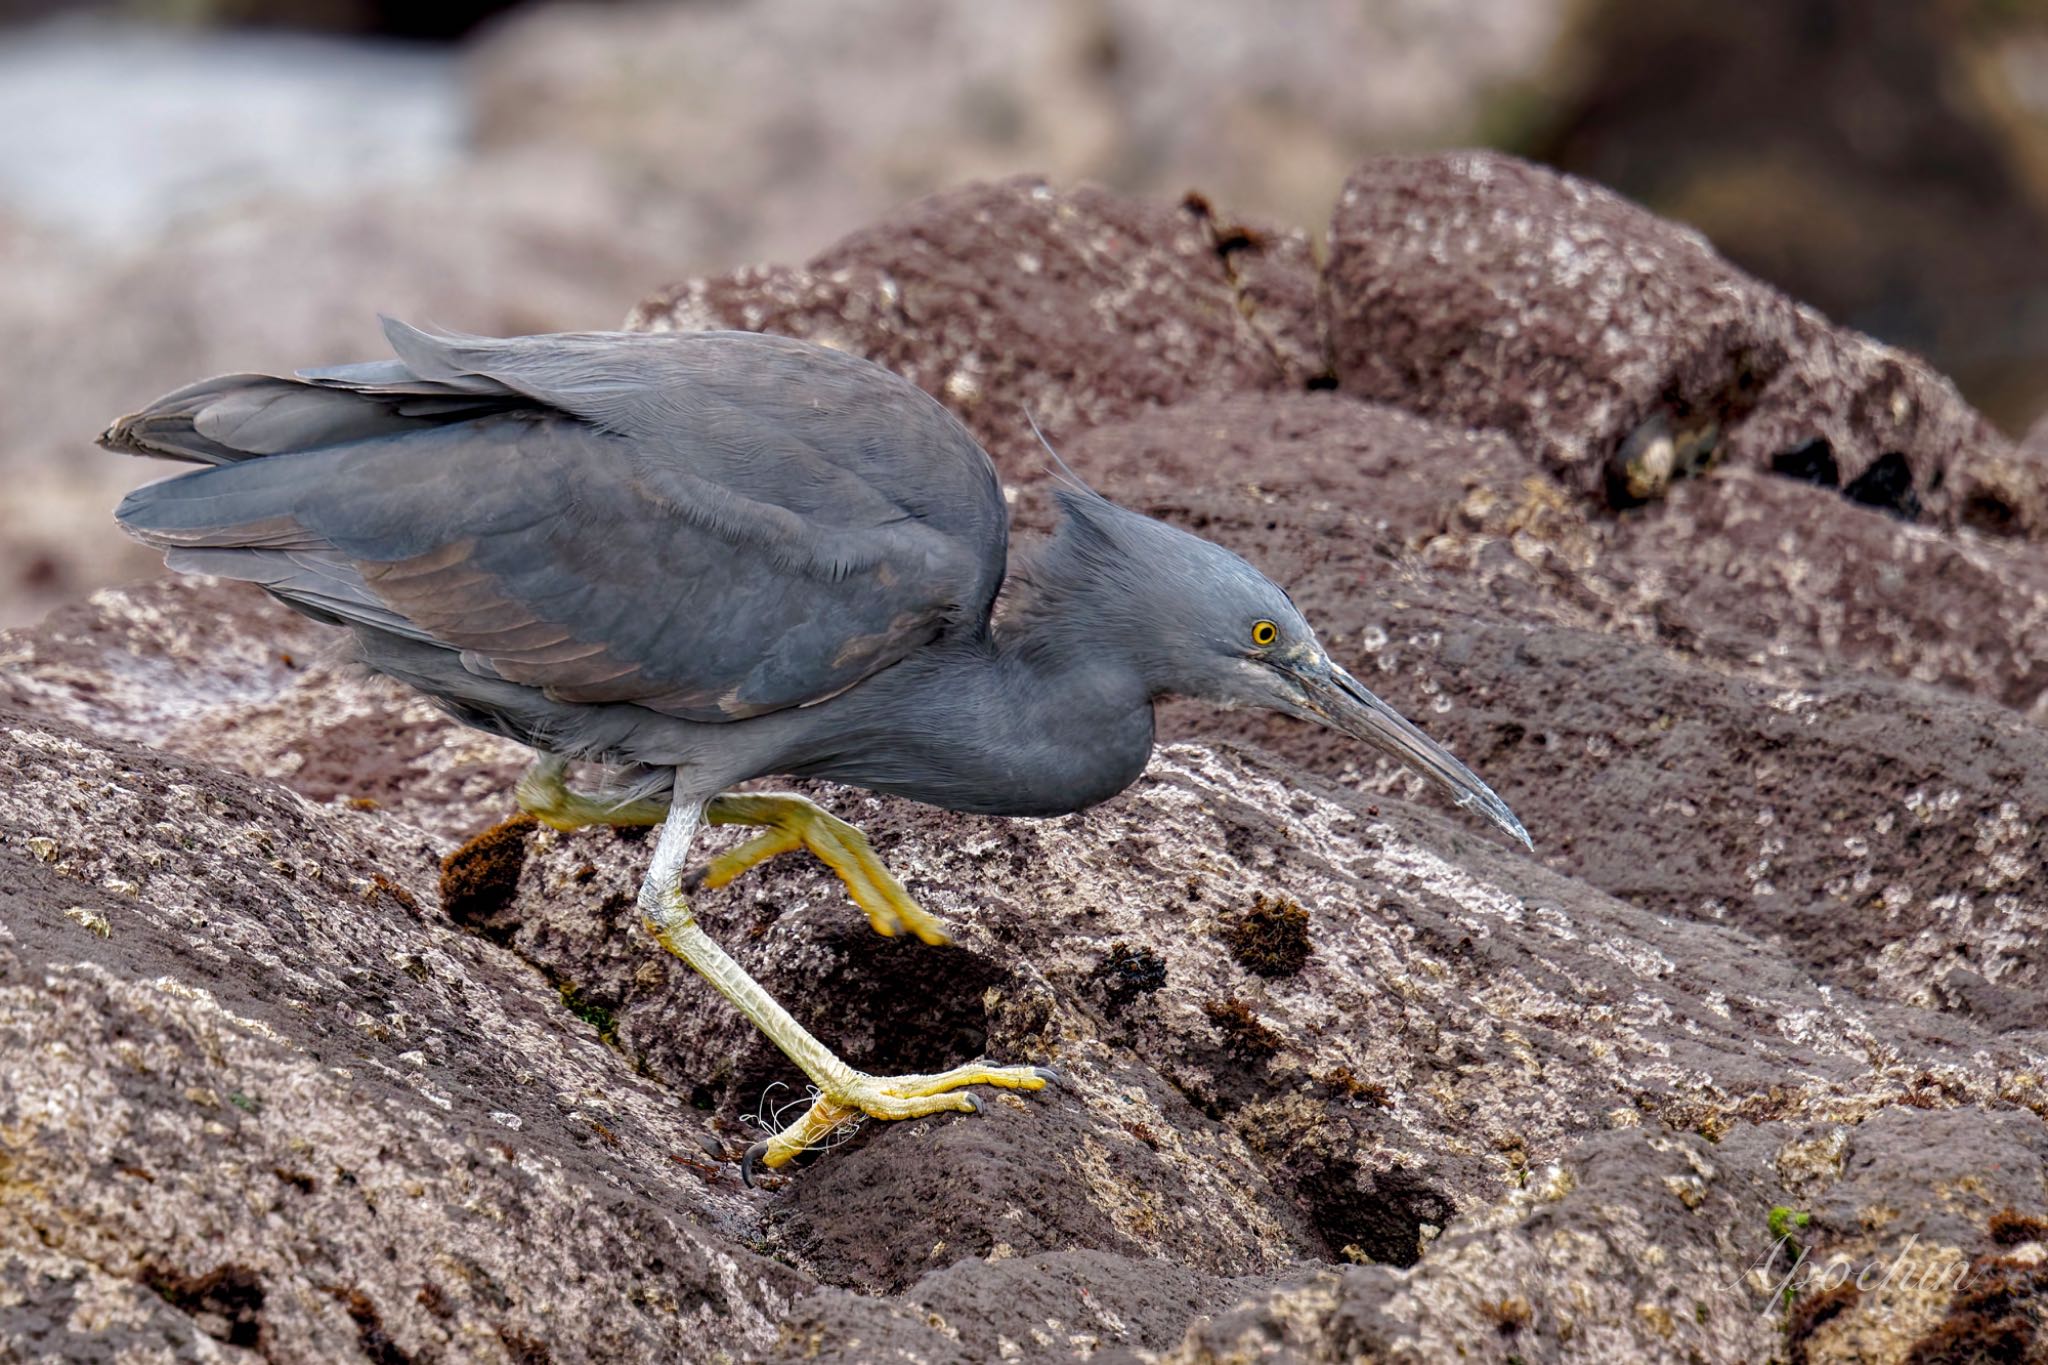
[1325,151,2039,537]
[9,154,2048,1362]
[627,175,1323,467]
[0,704,805,1362]
[1166,1110,2048,1363]
[1517,0,2048,437]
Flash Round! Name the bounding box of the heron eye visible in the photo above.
[1251,619,1278,648]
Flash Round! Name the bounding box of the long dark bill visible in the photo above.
[1292,658,1533,851]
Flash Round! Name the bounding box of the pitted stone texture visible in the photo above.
[1035,396,2048,1020]
[10,586,2048,1361]
[1164,1110,2048,1364]
[1326,151,2032,536]
[627,176,1321,471]
[0,712,802,1364]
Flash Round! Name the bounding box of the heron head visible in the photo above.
[1041,488,1530,850]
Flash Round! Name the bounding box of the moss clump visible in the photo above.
[557,981,621,1048]
[1091,942,1168,1011]
[367,874,419,915]
[1768,1206,1811,1243]
[1322,1066,1391,1107]
[1903,1254,2048,1364]
[1478,1295,1532,1333]
[1990,1207,2048,1246]
[1221,894,1311,978]
[1785,1282,1857,1364]
[438,814,537,935]
[1203,997,1282,1059]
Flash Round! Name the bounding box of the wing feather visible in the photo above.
[113,323,1007,722]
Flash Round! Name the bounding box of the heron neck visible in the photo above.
[994,541,1184,701]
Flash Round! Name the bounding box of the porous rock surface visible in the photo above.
[6,153,2048,1363]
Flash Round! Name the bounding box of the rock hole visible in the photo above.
[1962,490,2019,536]
[326,1286,419,1365]
[731,927,1007,1105]
[142,1263,267,1352]
[1842,451,1920,520]
[1294,1156,1454,1269]
[1770,438,1840,488]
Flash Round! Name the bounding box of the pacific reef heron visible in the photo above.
[107,320,1530,1177]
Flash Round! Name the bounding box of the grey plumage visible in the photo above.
[110,318,1530,844]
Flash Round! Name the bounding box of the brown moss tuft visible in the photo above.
[1478,1295,1532,1333]
[415,1282,452,1320]
[438,814,537,935]
[497,1325,553,1365]
[1203,997,1282,1058]
[1322,1066,1391,1107]
[1990,1207,2048,1246]
[1786,1282,1858,1365]
[367,874,419,915]
[1903,1254,2048,1365]
[1220,894,1311,978]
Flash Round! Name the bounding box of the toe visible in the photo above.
[741,1140,773,1187]
[1031,1066,1065,1089]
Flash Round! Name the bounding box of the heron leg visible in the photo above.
[691,792,950,947]
[636,798,1053,1181]
[515,754,669,829]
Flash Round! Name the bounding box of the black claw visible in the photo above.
[741,1140,770,1187]
[1032,1067,1066,1089]
[961,1094,982,1114]
[681,867,708,893]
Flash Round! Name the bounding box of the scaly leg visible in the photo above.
[519,762,947,947]
[694,792,949,945]
[515,754,669,829]
[636,794,1054,1182]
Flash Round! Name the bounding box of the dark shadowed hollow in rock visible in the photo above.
[9,152,2048,1362]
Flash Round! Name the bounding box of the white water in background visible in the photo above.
[0,18,464,244]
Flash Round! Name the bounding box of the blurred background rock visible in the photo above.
[3,0,2047,626]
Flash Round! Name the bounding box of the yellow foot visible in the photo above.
[691,793,950,946]
[514,756,668,831]
[743,1062,1062,1184]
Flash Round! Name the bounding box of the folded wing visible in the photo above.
[110,320,1008,721]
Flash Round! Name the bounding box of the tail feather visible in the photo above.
[100,318,573,660]
[101,320,527,469]
[115,452,332,549]
[100,374,283,466]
